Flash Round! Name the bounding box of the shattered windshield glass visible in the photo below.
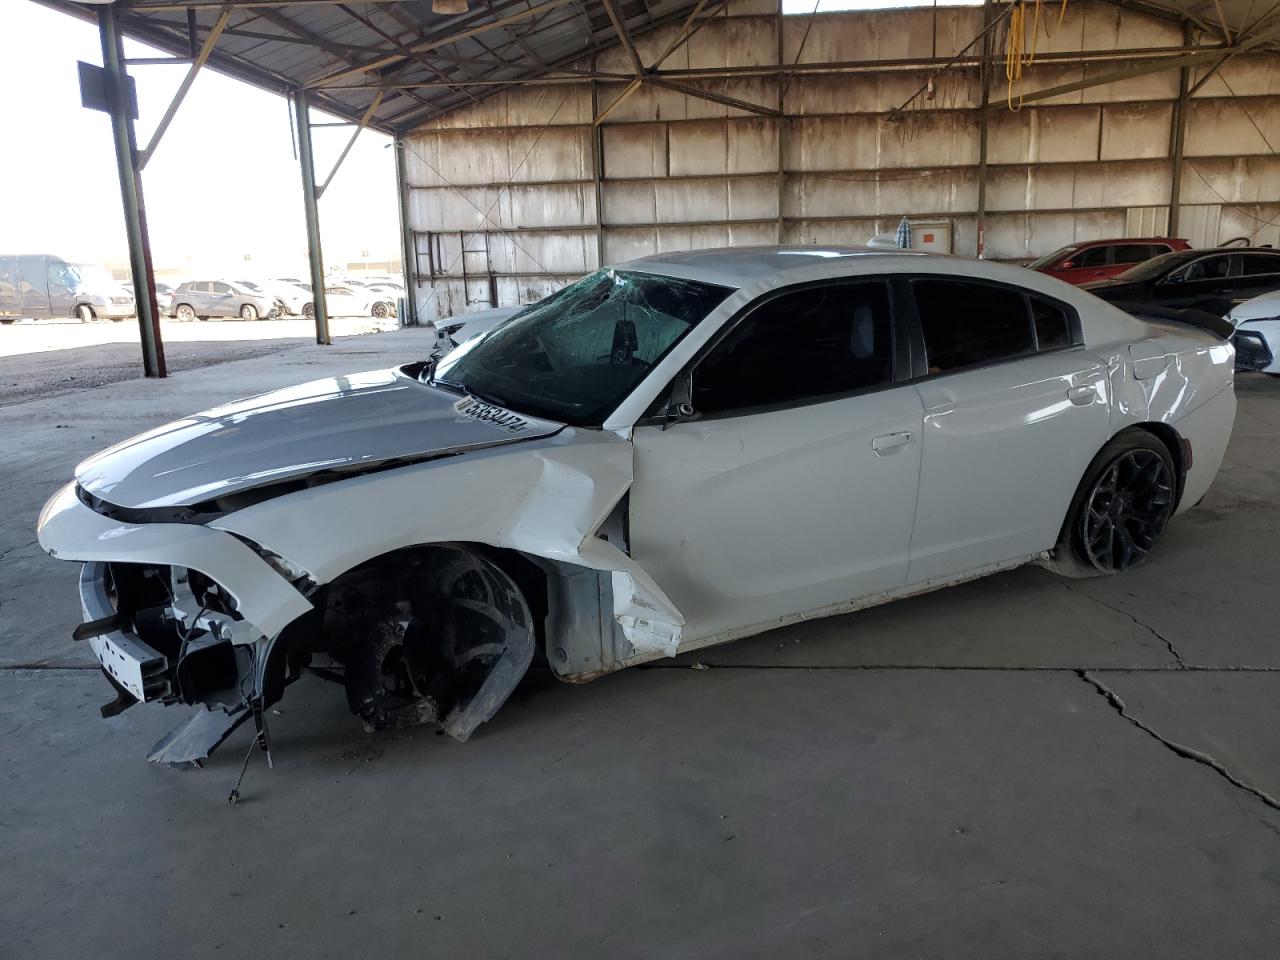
[432,269,733,425]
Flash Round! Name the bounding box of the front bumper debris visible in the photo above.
[79,562,170,703]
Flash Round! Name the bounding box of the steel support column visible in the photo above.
[99,5,166,377]
[974,0,994,259]
[395,139,419,327]
[292,90,330,345]
[1168,23,1193,236]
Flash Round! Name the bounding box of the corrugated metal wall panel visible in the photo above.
[404,0,1280,319]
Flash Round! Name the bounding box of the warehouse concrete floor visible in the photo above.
[2,330,1278,959]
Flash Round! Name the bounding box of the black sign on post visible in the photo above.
[78,60,138,119]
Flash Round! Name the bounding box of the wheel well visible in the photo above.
[320,541,549,658]
[1125,422,1187,508]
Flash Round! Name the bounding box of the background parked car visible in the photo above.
[431,305,520,356]
[1028,238,1190,284]
[238,279,307,318]
[1082,247,1280,316]
[0,255,134,323]
[1228,289,1280,374]
[322,283,396,318]
[169,280,280,321]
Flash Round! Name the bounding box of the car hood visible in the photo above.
[1229,290,1280,324]
[75,367,565,510]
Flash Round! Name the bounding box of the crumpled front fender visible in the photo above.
[38,482,314,638]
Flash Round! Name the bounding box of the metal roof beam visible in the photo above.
[600,0,645,76]
[305,0,575,89]
[138,6,231,170]
[316,90,385,197]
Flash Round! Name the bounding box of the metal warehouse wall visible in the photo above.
[402,0,1280,320]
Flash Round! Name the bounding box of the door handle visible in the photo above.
[871,431,914,454]
[1067,384,1096,406]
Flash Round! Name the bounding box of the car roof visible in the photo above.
[615,245,935,288]
[1070,238,1187,247]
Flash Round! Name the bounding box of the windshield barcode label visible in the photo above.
[454,396,530,433]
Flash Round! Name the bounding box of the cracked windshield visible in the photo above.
[433,269,732,424]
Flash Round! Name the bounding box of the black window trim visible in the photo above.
[638,275,913,425]
[898,274,1085,383]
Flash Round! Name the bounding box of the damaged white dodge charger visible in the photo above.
[37,247,1237,764]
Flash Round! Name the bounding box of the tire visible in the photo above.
[175,304,196,322]
[0,317,14,325]
[239,304,259,322]
[302,302,315,321]
[344,548,534,737]
[371,301,389,319]
[76,304,96,323]
[1050,430,1177,578]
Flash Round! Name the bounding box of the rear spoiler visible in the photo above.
[1115,302,1234,340]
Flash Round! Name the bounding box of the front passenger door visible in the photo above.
[629,279,925,645]
[1155,254,1236,313]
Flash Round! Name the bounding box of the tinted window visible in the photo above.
[1030,297,1072,350]
[1241,253,1280,276]
[1181,255,1232,281]
[693,281,893,415]
[212,282,232,294]
[1116,249,1199,282]
[1027,245,1076,270]
[1077,246,1109,268]
[913,280,1033,373]
[436,269,732,425]
[1114,244,1153,265]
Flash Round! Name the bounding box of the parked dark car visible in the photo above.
[1082,248,1280,316]
[1029,237,1191,285]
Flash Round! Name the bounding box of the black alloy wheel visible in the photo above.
[1079,448,1175,572]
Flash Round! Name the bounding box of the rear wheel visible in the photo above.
[239,304,259,322]
[175,304,196,322]
[371,301,389,319]
[76,304,95,323]
[1052,431,1177,577]
[302,302,315,321]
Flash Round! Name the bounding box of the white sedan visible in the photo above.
[37,247,1237,764]
[1228,288,1280,374]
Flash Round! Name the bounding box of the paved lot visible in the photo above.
[0,315,397,406]
[1,332,1278,958]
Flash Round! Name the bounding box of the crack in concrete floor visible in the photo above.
[1061,581,1187,668]
[1077,669,1280,815]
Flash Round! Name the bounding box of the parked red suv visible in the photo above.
[1028,238,1192,285]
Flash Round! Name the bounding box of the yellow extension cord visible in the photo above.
[1006,0,1069,110]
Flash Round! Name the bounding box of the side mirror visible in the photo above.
[663,370,694,430]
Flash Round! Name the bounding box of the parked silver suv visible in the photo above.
[169,280,281,321]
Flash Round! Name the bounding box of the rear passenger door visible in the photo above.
[209,281,235,316]
[1234,252,1280,306]
[1109,244,1156,279]
[903,277,1110,585]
